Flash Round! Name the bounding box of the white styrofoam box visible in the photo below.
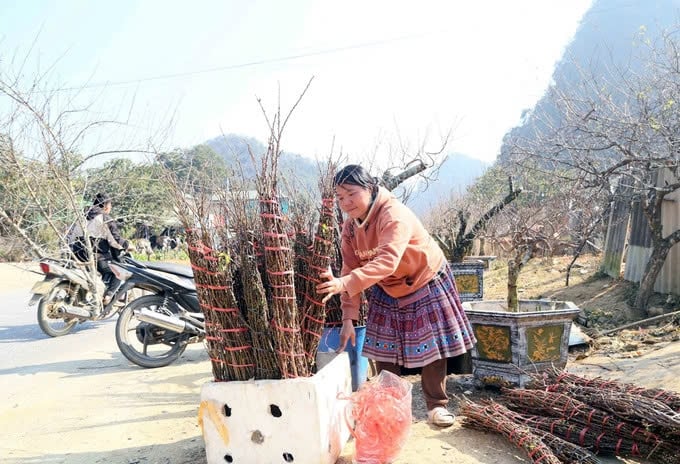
[315,351,338,372]
[199,352,352,464]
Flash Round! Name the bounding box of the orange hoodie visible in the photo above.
[338,187,446,321]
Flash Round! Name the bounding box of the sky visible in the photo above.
[0,0,593,166]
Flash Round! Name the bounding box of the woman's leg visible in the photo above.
[421,358,448,410]
[376,358,448,409]
[374,360,401,376]
[422,358,455,427]
[97,259,121,303]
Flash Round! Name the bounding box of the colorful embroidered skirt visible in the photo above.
[362,263,476,368]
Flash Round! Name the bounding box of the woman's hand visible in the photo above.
[316,268,345,304]
[336,319,356,354]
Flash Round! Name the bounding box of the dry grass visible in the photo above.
[482,254,643,330]
[485,254,604,300]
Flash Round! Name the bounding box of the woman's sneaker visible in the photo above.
[427,407,455,427]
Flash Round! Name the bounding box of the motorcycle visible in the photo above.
[111,258,205,368]
[28,255,140,337]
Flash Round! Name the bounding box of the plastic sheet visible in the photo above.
[346,370,412,464]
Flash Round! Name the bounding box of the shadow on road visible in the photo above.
[0,352,132,376]
[0,323,46,342]
[3,436,207,464]
[0,320,108,343]
[0,345,208,377]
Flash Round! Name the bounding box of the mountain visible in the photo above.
[401,154,490,216]
[205,134,487,215]
[499,0,680,163]
[205,134,320,192]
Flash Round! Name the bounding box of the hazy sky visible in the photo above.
[0,0,593,164]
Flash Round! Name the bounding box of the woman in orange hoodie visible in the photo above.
[317,164,476,427]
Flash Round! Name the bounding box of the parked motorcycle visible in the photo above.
[28,255,139,337]
[30,252,205,366]
[112,259,205,368]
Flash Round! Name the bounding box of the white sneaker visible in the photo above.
[427,407,455,427]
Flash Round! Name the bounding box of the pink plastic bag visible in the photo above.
[346,370,412,464]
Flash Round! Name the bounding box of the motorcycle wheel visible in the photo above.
[37,282,79,337]
[115,294,188,368]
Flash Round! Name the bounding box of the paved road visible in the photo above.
[0,287,118,370]
[0,270,211,464]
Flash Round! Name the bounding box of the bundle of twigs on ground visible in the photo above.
[529,370,680,444]
[535,370,680,413]
[462,369,680,464]
[501,387,677,462]
[461,399,596,464]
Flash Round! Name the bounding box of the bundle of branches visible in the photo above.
[323,297,343,326]
[256,138,309,378]
[546,383,680,439]
[233,231,280,379]
[463,400,600,464]
[512,412,679,463]
[536,370,680,413]
[460,399,563,464]
[534,429,601,464]
[289,193,314,311]
[323,205,346,327]
[293,226,312,310]
[324,290,369,327]
[161,163,256,382]
[226,186,281,380]
[501,388,668,450]
[300,162,337,364]
[184,227,256,381]
[320,191,371,327]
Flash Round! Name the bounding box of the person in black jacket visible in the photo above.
[84,193,129,305]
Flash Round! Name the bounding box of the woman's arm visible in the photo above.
[104,215,128,249]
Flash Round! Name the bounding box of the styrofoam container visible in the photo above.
[199,352,352,464]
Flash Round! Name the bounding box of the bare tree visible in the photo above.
[382,136,452,204]
[484,178,575,311]
[429,174,522,263]
[0,47,159,297]
[507,27,680,315]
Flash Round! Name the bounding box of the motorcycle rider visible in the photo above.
[69,193,129,306]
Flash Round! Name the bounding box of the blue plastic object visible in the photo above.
[318,325,369,391]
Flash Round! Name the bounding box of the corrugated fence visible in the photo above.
[602,170,680,294]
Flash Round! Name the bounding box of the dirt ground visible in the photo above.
[2,256,679,464]
[378,255,680,464]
